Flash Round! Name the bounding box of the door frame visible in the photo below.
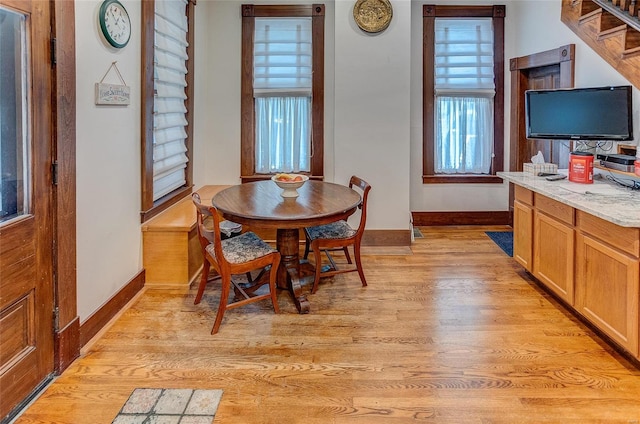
[0,1,76,420]
[508,44,575,214]
[52,0,79,373]
[509,44,575,174]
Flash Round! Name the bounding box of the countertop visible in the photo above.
[498,172,640,227]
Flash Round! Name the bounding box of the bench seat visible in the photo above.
[141,185,230,286]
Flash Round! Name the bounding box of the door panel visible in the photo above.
[0,1,54,421]
[510,46,575,176]
[525,65,571,169]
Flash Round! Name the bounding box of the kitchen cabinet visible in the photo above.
[513,186,533,272]
[533,194,575,305]
[575,211,639,356]
[498,172,640,361]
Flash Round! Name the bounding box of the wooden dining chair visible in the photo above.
[192,193,281,334]
[303,176,372,294]
[191,193,256,302]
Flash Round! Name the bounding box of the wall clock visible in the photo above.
[353,0,393,34]
[98,0,131,49]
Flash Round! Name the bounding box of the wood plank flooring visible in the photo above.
[13,226,640,423]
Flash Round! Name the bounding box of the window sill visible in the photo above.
[422,174,504,184]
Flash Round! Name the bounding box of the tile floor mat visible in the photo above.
[112,388,223,424]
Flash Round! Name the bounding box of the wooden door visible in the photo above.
[510,45,575,172]
[523,65,572,168]
[508,45,575,215]
[0,0,55,420]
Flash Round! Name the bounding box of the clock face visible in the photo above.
[99,0,131,48]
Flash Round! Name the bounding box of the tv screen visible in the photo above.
[525,85,633,141]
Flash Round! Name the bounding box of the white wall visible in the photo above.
[409,0,640,213]
[333,0,411,230]
[409,0,516,213]
[511,0,640,149]
[195,0,410,230]
[73,0,640,321]
[193,0,336,187]
[75,0,143,321]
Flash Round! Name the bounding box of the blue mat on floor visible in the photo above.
[486,231,513,257]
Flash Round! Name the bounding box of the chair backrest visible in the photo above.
[192,192,214,246]
[193,193,257,271]
[191,193,226,262]
[348,176,372,239]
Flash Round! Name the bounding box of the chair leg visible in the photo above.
[194,261,210,305]
[354,243,367,287]
[311,245,323,294]
[211,274,231,334]
[343,246,352,264]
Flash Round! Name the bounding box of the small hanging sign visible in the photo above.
[95,61,130,105]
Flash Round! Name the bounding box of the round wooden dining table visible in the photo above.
[212,180,362,313]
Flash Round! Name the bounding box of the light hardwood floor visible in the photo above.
[13,226,640,423]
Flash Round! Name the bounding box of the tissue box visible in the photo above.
[523,162,558,175]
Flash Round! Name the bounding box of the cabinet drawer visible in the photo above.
[535,193,574,226]
[577,211,640,258]
[515,185,533,206]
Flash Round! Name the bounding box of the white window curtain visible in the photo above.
[254,18,312,174]
[153,0,189,200]
[434,18,494,174]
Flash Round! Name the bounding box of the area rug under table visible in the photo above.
[112,388,223,424]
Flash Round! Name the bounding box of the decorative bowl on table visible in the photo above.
[271,173,309,198]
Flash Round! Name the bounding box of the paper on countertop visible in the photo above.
[552,179,634,196]
[531,151,545,164]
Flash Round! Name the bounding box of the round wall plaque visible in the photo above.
[353,0,393,33]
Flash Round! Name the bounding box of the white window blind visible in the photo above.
[434,18,494,174]
[153,0,189,200]
[435,18,495,94]
[254,18,312,95]
[253,18,312,173]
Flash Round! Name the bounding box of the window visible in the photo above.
[241,4,324,182]
[0,8,29,224]
[423,5,505,184]
[141,0,195,222]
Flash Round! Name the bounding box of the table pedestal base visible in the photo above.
[276,228,313,313]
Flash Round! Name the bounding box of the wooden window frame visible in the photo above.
[422,4,505,184]
[140,0,196,222]
[240,4,325,183]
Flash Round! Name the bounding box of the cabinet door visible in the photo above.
[513,200,533,271]
[534,212,575,304]
[576,233,639,356]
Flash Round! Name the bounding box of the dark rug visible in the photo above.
[112,388,223,423]
[486,231,513,257]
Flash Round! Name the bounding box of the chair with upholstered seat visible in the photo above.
[192,193,255,303]
[192,193,281,334]
[303,176,371,294]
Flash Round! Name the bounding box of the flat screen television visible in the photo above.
[525,85,633,141]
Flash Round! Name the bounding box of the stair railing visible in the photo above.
[592,0,640,31]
